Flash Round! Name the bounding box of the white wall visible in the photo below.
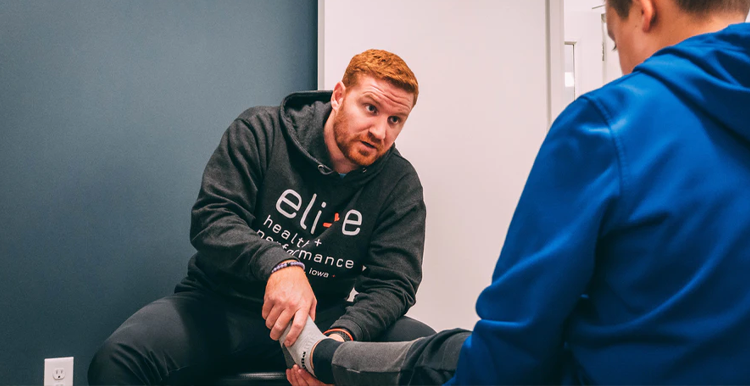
[564,0,607,95]
[564,0,622,96]
[320,0,558,331]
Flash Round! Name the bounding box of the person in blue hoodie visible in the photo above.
[278,0,750,385]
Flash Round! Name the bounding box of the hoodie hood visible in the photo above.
[278,90,396,181]
[636,22,750,143]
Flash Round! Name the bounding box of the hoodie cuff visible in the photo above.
[256,247,301,282]
[328,319,365,342]
[324,328,353,342]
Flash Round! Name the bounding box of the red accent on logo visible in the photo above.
[322,213,340,228]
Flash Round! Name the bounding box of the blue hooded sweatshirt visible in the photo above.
[448,23,750,385]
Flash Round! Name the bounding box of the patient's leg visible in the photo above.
[282,319,470,386]
[328,329,469,385]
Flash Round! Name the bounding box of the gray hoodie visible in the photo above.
[182,90,426,341]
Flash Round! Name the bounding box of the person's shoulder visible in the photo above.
[381,148,422,186]
[236,105,279,124]
[581,71,667,125]
[226,105,284,140]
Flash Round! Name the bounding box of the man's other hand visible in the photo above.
[287,365,331,386]
[262,261,317,346]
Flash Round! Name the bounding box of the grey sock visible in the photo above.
[279,316,328,377]
[280,345,295,368]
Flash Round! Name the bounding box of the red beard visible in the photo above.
[332,107,386,167]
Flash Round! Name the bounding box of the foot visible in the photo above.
[279,316,329,376]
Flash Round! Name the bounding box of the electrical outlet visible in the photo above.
[44,357,74,386]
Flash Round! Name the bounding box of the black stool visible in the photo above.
[215,372,289,386]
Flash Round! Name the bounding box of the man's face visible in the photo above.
[332,76,414,167]
[606,1,652,74]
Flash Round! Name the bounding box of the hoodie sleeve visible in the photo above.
[190,115,294,283]
[329,172,426,341]
[447,96,623,385]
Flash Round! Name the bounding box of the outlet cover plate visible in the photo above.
[44,357,74,386]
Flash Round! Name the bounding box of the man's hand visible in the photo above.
[262,261,317,346]
[286,365,331,386]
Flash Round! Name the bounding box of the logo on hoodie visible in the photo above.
[254,188,362,278]
[274,189,362,235]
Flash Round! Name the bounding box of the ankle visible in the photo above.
[308,340,323,372]
[309,338,343,384]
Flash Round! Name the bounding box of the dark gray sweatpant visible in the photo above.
[88,288,436,385]
[329,329,471,385]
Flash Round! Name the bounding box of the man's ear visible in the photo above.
[636,0,657,32]
[331,81,346,111]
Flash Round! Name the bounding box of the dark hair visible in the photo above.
[607,0,750,19]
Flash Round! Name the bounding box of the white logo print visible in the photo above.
[275,188,362,236]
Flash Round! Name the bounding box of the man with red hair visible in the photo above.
[89,49,434,385]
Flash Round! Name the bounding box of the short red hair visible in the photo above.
[342,49,419,106]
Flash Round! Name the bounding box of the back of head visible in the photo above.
[608,0,750,19]
[342,49,419,106]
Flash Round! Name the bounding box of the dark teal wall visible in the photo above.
[0,1,317,384]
